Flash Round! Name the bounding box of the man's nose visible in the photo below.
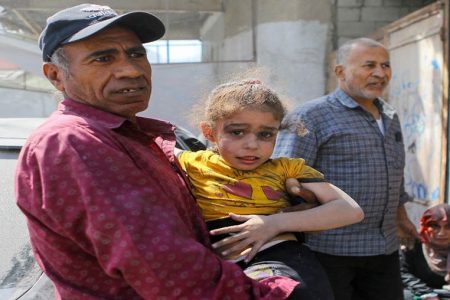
[115,58,145,78]
[372,65,387,78]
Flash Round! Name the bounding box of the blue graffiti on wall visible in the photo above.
[390,57,443,202]
[405,178,440,201]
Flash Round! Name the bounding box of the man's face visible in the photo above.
[336,44,391,103]
[47,26,152,122]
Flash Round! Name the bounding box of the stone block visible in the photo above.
[337,21,378,37]
[337,0,363,7]
[383,0,403,7]
[364,0,383,6]
[361,7,401,21]
[404,0,426,6]
[399,7,414,17]
[337,37,353,47]
[337,7,361,21]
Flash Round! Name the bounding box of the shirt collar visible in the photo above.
[58,98,127,129]
[58,98,176,134]
[334,88,362,109]
[333,87,396,119]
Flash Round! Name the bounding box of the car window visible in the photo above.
[175,126,207,152]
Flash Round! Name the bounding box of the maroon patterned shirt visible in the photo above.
[15,99,297,299]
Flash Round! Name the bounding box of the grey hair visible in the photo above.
[50,47,69,76]
[336,38,385,65]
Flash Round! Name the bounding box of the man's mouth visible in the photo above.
[367,81,386,88]
[117,87,144,94]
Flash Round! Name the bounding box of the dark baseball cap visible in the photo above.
[39,3,165,62]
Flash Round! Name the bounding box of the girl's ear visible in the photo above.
[200,121,216,143]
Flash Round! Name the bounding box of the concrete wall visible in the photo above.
[199,0,333,110]
[200,1,253,62]
[198,0,433,110]
[0,0,434,133]
[256,0,331,104]
[335,0,433,46]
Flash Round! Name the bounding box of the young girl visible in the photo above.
[177,79,364,299]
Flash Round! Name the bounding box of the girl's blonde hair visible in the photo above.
[201,79,286,127]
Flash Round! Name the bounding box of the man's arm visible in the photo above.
[16,127,298,299]
[397,203,420,249]
[397,176,420,248]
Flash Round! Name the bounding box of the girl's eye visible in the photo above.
[258,131,274,139]
[231,130,244,136]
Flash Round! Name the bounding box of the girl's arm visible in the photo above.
[210,182,364,261]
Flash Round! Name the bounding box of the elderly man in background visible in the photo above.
[274,37,420,300]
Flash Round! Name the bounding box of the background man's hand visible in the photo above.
[283,178,320,212]
[397,204,420,249]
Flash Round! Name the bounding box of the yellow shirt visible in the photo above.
[178,150,324,221]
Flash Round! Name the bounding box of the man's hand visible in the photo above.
[283,178,320,212]
[397,204,420,249]
[285,178,318,203]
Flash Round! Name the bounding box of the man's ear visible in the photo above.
[43,63,65,92]
[335,65,345,81]
[200,121,216,143]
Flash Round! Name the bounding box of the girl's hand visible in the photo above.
[209,213,280,262]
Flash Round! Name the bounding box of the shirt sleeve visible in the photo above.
[279,157,324,182]
[297,164,325,182]
[274,110,319,166]
[16,126,297,299]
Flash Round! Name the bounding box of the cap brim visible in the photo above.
[65,11,165,44]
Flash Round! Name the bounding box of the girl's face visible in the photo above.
[427,220,450,249]
[205,108,281,171]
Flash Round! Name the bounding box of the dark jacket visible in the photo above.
[400,241,449,298]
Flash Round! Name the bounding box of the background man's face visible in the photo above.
[337,44,391,103]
